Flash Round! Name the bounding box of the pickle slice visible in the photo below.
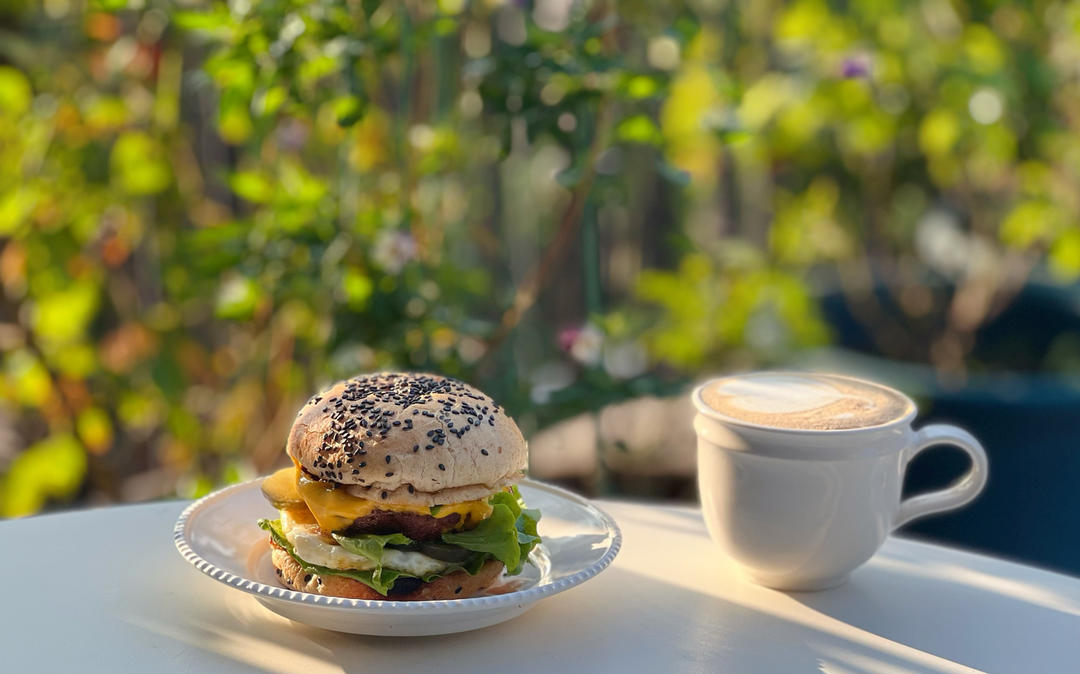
[260,466,306,509]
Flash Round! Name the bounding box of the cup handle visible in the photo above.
[893,424,989,530]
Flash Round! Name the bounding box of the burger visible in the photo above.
[258,372,541,600]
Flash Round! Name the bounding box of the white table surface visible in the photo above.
[2,499,1078,673]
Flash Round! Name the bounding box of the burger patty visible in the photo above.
[341,509,463,541]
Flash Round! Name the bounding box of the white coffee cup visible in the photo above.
[692,372,988,591]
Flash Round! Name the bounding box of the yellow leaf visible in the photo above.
[1000,201,1060,248]
[919,109,960,156]
[739,74,798,130]
[111,132,171,195]
[1049,228,1080,280]
[342,268,374,309]
[5,349,52,407]
[77,407,114,455]
[31,282,99,344]
[964,25,1006,75]
[0,434,87,517]
[0,66,31,117]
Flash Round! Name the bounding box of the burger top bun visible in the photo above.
[287,372,527,506]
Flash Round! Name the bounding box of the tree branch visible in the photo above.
[481,99,614,359]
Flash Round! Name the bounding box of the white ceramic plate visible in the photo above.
[174,477,621,636]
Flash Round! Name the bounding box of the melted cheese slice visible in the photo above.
[260,466,494,534]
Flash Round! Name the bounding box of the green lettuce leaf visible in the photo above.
[441,487,542,575]
[331,532,412,563]
[258,488,542,595]
[259,520,494,596]
[259,518,404,595]
[441,502,521,571]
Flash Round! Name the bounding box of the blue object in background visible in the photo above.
[811,281,1080,577]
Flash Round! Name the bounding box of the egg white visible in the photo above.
[279,509,451,577]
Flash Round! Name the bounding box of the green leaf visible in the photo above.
[622,75,660,99]
[332,532,413,563]
[172,9,233,33]
[260,521,493,596]
[342,268,374,309]
[216,275,261,320]
[218,100,253,144]
[616,114,662,145]
[89,0,129,9]
[1049,228,1080,281]
[0,434,87,517]
[0,66,31,116]
[0,187,35,235]
[255,86,287,117]
[334,96,365,127]
[443,503,520,573]
[1000,201,1061,248]
[32,282,99,344]
[442,488,541,575]
[260,519,405,595]
[228,172,273,204]
[110,132,171,196]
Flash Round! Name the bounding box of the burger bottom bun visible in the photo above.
[269,541,505,601]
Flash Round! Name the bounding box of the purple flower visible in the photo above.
[840,56,870,79]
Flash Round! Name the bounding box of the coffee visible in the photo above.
[700,372,913,431]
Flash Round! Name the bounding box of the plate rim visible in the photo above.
[173,476,621,612]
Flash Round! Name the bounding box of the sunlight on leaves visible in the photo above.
[215,275,261,320]
[0,434,87,518]
[0,67,31,116]
[111,132,171,195]
[32,282,100,344]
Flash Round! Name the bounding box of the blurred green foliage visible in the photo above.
[0,0,1076,514]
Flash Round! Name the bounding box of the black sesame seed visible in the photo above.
[481,449,489,456]
[381,491,388,499]
[438,463,446,471]
[304,574,312,582]
[359,462,367,467]
[425,444,434,450]
[454,586,462,594]
[408,485,414,494]
[385,455,391,464]
[385,472,394,477]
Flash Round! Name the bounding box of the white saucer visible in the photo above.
[173,477,621,636]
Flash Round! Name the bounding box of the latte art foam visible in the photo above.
[701,373,913,431]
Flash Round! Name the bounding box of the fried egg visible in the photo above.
[279,509,450,577]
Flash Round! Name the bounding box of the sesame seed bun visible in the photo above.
[270,541,506,601]
[287,372,527,506]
